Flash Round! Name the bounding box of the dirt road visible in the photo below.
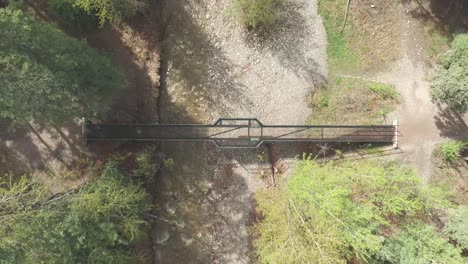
[377,2,467,181]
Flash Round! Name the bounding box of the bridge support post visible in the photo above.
[81,117,87,145]
[392,120,398,149]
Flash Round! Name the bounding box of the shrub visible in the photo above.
[444,206,468,249]
[47,0,99,31]
[440,140,466,162]
[133,146,158,178]
[372,223,464,264]
[72,0,148,26]
[367,82,398,100]
[230,0,284,30]
[430,34,468,113]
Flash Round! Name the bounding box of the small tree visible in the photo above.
[72,0,147,26]
[430,34,468,113]
[0,9,123,124]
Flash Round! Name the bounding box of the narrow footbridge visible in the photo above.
[83,118,398,148]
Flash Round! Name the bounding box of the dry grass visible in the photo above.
[309,77,398,125]
[318,0,403,73]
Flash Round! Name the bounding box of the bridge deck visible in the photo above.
[84,118,397,148]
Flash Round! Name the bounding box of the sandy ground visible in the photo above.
[154,0,327,263]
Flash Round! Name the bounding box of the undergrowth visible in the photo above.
[309,77,398,125]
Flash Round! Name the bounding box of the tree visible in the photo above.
[444,206,468,250]
[71,0,147,26]
[0,9,123,124]
[0,160,153,263]
[373,223,464,264]
[254,160,456,264]
[430,34,468,113]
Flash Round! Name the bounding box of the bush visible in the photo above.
[372,223,464,264]
[430,34,468,113]
[133,146,158,178]
[254,160,450,264]
[47,0,99,31]
[444,206,468,249]
[72,0,148,26]
[440,140,466,162]
[230,0,284,30]
[367,82,398,100]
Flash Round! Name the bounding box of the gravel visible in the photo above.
[156,0,327,263]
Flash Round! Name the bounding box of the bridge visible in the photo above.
[83,118,398,149]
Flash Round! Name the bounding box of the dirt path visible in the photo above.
[375,2,467,181]
[154,0,327,262]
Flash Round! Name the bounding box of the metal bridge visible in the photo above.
[83,118,398,149]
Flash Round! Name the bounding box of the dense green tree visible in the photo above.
[430,34,468,113]
[0,161,152,263]
[0,9,123,124]
[254,160,457,264]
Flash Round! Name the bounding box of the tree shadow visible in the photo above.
[404,0,468,32]
[434,107,468,140]
[0,120,45,174]
[245,1,327,87]
[159,0,254,122]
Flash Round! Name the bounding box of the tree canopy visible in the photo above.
[430,34,468,113]
[0,8,123,124]
[254,159,464,264]
[0,160,152,263]
[69,0,147,26]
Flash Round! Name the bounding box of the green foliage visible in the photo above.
[430,34,468,113]
[0,161,152,263]
[0,9,123,124]
[440,140,466,162]
[72,0,147,26]
[47,0,99,31]
[444,206,468,249]
[229,0,284,30]
[132,146,158,178]
[367,82,398,100]
[254,160,449,264]
[317,0,358,71]
[373,223,464,264]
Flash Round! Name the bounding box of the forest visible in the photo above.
[0,0,467,263]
